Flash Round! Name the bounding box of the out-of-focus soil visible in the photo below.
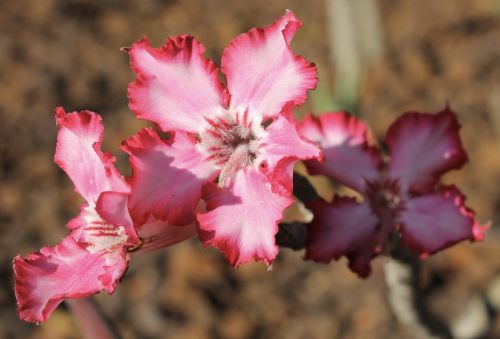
[1,1,500,338]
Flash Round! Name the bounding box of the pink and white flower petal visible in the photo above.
[260,113,322,172]
[221,10,317,120]
[66,191,140,248]
[305,197,380,278]
[93,192,140,245]
[198,169,293,267]
[386,108,468,194]
[259,113,322,194]
[134,216,197,254]
[128,36,228,134]
[13,237,128,323]
[122,128,217,226]
[399,186,484,256]
[54,108,129,205]
[66,205,93,235]
[299,112,381,192]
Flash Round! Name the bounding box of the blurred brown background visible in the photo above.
[1,0,500,338]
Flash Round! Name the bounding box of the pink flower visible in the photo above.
[124,10,321,267]
[299,108,486,277]
[13,108,195,323]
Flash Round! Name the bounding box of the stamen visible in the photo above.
[366,179,403,227]
[202,112,261,187]
[218,144,253,187]
[82,222,128,253]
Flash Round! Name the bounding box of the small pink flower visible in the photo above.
[299,108,486,277]
[124,10,321,267]
[14,108,195,323]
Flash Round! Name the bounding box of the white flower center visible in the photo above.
[80,208,128,254]
[82,221,128,253]
[200,109,263,187]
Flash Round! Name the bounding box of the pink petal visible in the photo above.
[386,108,468,193]
[221,10,317,120]
[54,108,129,205]
[66,192,140,250]
[134,216,196,254]
[299,112,381,192]
[121,128,217,226]
[399,186,483,256]
[14,237,128,323]
[305,197,380,278]
[259,112,322,194]
[66,205,91,234]
[128,36,228,134]
[198,169,293,267]
[95,192,140,244]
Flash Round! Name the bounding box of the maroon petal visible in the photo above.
[299,112,382,192]
[386,108,468,194]
[399,186,486,256]
[305,196,380,278]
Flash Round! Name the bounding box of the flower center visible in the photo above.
[365,179,403,227]
[83,221,128,253]
[364,178,404,253]
[80,208,128,254]
[202,111,261,187]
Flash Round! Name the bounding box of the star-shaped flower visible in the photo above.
[14,108,195,323]
[299,108,486,277]
[124,11,321,266]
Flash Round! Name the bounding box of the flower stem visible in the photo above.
[66,298,118,339]
[276,222,308,250]
[384,240,452,339]
[293,171,320,202]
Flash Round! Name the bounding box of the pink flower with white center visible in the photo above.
[13,108,195,323]
[124,11,322,267]
[299,108,486,277]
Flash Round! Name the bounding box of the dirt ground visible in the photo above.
[1,1,500,338]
